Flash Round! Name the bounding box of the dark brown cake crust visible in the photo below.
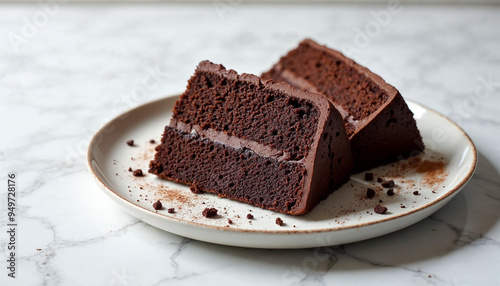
[149,61,353,215]
[262,39,424,172]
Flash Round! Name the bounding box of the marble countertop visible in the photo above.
[1,3,500,286]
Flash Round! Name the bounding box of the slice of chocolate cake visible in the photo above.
[149,61,353,215]
[262,39,424,172]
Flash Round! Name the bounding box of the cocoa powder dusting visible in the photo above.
[417,160,447,186]
[384,154,448,188]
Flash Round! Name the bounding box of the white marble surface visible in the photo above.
[1,3,500,286]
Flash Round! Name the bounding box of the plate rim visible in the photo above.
[86,94,478,235]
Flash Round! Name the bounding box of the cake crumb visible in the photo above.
[153,200,162,210]
[364,172,374,181]
[366,188,375,199]
[167,208,175,213]
[133,169,143,177]
[381,180,395,188]
[202,208,218,218]
[126,140,134,146]
[387,189,394,196]
[246,214,254,219]
[276,217,284,226]
[374,204,388,214]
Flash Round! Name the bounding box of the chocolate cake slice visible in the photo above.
[149,61,353,215]
[262,39,424,172]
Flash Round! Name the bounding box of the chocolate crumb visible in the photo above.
[276,217,284,226]
[36,249,41,251]
[228,219,233,224]
[150,139,156,144]
[167,208,175,213]
[387,189,394,196]
[364,172,374,181]
[377,177,384,183]
[128,167,132,172]
[381,180,395,188]
[202,208,218,218]
[401,205,406,208]
[413,191,420,195]
[374,204,388,214]
[246,213,254,219]
[152,200,162,210]
[366,188,375,199]
[133,169,143,177]
[126,140,134,146]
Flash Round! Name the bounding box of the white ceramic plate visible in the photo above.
[87,95,477,249]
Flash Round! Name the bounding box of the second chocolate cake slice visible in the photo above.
[149,61,353,215]
[262,39,424,172]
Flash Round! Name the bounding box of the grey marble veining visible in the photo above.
[1,3,499,286]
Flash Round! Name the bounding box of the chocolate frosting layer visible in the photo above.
[170,118,296,162]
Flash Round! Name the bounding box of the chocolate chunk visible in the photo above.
[152,200,162,210]
[126,140,134,146]
[150,139,156,144]
[374,204,388,214]
[387,188,394,196]
[167,208,175,213]
[377,177,384,183]
[202,208,218,218]
[413,191,419,195]
[133,169,143,177]
[228,219,233,224]
[381,180,395,188]
[276,217,284,226]
[364,172,374,181]
[366,188,375,199]
[246,213,254,219]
